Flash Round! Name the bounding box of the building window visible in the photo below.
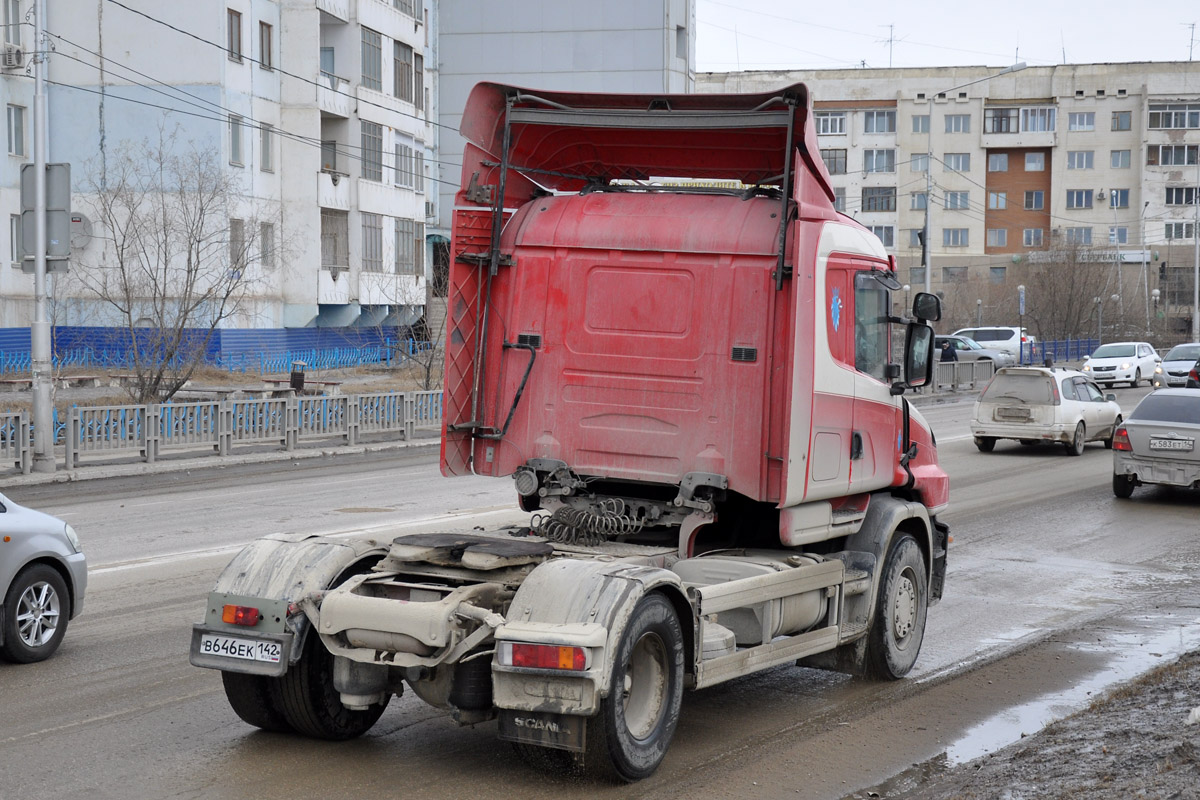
[259,123,273,172]
[227,9,242,62]
[229,114,243,165]
[942,265,968,282]
[393,0,423,21]
[912,114,929,134]
[945,114,970,133]
[984,107,1018,133]
[989,266,1007,283]
[988,153,1008,172]
[395,218,415,273]
[1024,191,1044,210]
[1148,103,1200,130]
[4,0,20,46]
[1066,150,1094,169]
[1111,150,1131,169]
[911,192,927,210]
[820,148,847,175]
[1109,226,1128,244]
[361,121,383,181]
[987,228,1007,247]
[1021,107,1056,132]
[816,112,845,135]
[910,266,926,285]
[1023,228,1044,247]
[393,41,413,103]
[229,218,245,266]
[10,213,21,264]
[1065,227,1092,245]
[861,186,896,212]
[259,22,272,70]
[864,110,896,133]
[361,28,382,91]
[944,191,969,209]
[869,225,894,247]
[1025,152,1045,171]
[1109,189,1129,208]
[362,212,383,272]
[1068,112,1095,131]
[1148,145,1199,166]
[1167,187,1198,206]
[6,104,23,156]
[863,149,895,173]
[944,152,970,172]
[1165,222,1196,239]
[1066,189,1093,209]
[911,153,929,172]
[414,148,425,192]
[942,228,968,247]
[321,140,337,172]
[908,229,923,247]
[414,221,424,275]
[414,54,424,112]
[988,191,1007,210]
[321,210,349,268]
[260,222,275,268]
[394,140,413,187]
[832,187,845,212]
[1111,110,1131,131]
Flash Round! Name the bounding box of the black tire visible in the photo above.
[864,534,929,680]
[0,564,69,664]
[1104,416,1122,450]
[221,671,294,733]
[584,592,684,782]
[974,436,996,452]
[274,628,389,740]
[1113,473,1136,499]
[1065,422,1086,456]
[1131,369,1141,388]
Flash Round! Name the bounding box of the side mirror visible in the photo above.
[1105,394,1116,402]
[894,322,934,393]
[1083,354,1091,361]
[912,292,942,322]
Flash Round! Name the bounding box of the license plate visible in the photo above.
[996,407,1030,421]
[199,634,282,663]
[1149,437,1195,452]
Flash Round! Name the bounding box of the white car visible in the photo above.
[971,367,1123,456]
[951,326,1035,359]
[1081,341,1161,388]
[1152,342,1200,388]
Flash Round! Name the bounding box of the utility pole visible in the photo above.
[1193,157,1199,338]
[31,0,53,473]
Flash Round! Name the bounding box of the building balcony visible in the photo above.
[318,265,352,304]
[316,0,350,23]
[980,130,1057,150]
[318,72,352,118]
[318,169,351,210]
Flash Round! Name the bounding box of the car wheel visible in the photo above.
[0,564,70,664]
[1065,422,1086,456]
[1131,369,1141,388]
[864,534,929,680]
[974,436,996,453]
[1113,473,1136,499]
[1104,416,1122,450]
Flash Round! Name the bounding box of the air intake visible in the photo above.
[731,346,757,362]
[517,333,542,348]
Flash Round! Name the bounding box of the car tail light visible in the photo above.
[1112,426,1131,451]
[1050,378,1061,405]
[500,642,587,671]
[221,605,261,626]
[1191,365,1200,382]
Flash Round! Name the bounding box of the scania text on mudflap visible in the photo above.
[190,82,950,782]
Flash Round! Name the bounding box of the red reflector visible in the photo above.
[510,643,586,671]
[1112,427,1132,451]
[221,605,261,626]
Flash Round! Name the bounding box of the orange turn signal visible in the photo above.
[221,605,261,626]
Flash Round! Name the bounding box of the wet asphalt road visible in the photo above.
[3,383,1198,799]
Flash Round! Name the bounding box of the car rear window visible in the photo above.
[1164,345,1200,361]
[980,373,1053,403]
[1129,394,1200,424]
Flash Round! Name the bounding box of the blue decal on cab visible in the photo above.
[831,287,843,332]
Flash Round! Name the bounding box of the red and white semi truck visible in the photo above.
[190,82,949,782]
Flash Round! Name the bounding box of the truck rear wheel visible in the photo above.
[275,631,388,740]
[221,671,293,733]
[864,534,928,680]
[585,592,684,782]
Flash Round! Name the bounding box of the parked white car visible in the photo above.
[971,367,1123,456]
[951,326,1034,359]
[1152,343,1200,388]
[1080,341,1161,388]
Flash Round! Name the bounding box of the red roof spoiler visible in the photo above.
[458,82,835,201]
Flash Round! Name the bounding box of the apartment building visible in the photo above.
[699,63,1200,335]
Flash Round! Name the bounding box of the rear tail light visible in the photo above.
[1050,378,1061,405]
[1112,426,1131,451]
[499,642,588,671]
[221,605,261,626]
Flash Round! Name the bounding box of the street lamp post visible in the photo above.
[903,283,911,315]
[1152,287,1161,322]
[920,63,1027,296]
[976,298,982,326]
[1095,297,1103,345]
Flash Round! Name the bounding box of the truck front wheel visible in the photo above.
[864,534,928,680]
[275,631,389,740]
[585,592,684,782]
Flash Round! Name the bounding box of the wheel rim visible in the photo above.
[622,631,669,740]
[892,567,918,647]
[16,580,61,648]
[1074,424,1084,451]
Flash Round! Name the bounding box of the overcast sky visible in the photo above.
[696,0,1199,73]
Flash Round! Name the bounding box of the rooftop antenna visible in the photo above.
[1188,22,1196,60]
[1060,31,1067,64]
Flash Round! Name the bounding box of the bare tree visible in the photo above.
[1022,242,1122,341]
[70,126,279,403]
